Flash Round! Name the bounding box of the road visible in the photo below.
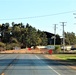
[0,54,76,75]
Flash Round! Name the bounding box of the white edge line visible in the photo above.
[35,55,40,59]
[48,66,61,75]
[35,55,61,75]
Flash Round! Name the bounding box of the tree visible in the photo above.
[65,32,76,45]
[37,30,48,45]
[10,37,18,43]
[0,22,48,49]
[12,24,21,41]
[0,23,11,43]
[25,24,39,47]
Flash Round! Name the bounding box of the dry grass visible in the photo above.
[0,48,49,54]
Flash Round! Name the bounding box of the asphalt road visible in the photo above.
[0,54,76,75]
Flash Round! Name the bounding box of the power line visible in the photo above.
[0,10,76,21]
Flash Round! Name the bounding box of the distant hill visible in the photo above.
[44,31,61,45]
[44,31,54,38]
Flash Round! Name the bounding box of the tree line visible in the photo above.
[0,22,47,50]
[65,32,76,45]
[0,22,76,50]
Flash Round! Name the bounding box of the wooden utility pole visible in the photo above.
[60,22,66,52]
[54,24,57,48]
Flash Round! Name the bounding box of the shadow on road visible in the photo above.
[0,58,76,66]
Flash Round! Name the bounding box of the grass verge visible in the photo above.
[55,54,76,61]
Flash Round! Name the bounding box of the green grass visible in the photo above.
[54,54,76,60]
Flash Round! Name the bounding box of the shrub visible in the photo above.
[0,42,6,51]
[54,45,61,54]
[6,43,20,50]
[0,42,5,47]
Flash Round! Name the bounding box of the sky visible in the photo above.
[0,0,76,36]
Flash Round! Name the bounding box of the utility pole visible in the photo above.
[60,22,66,52]
[54,24,57,48]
